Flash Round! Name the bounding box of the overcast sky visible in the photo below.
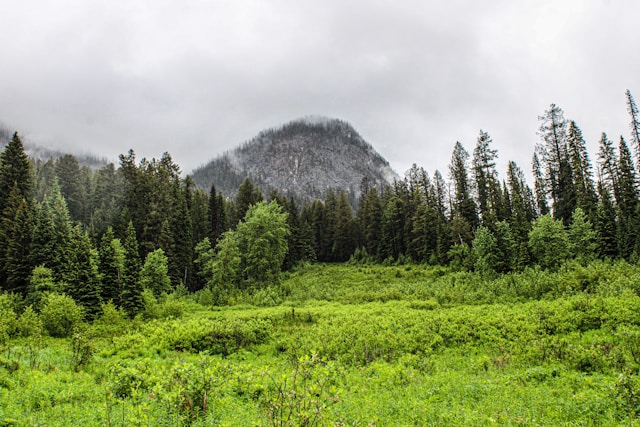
[0,0,638,181]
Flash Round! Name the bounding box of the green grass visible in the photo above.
[2,261,640,425]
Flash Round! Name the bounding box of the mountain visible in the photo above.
[190,117,399,201]
[0,124,108,169]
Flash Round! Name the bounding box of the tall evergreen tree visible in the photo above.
[0,132,32,213]
[65,225,102,319]
[537,104,575,223]
[0,185,34,294]
[626,89,640,169]
[121,221,143,317]
[594,180,618,259]
[532,152,549,216]
[234,178,263,226]
[332,191,357,261]
[615,136,640,259]
[98,227,124,305]
[472,130,500,228]
[566,121,598,220]
[55,154,85,223]
[449,141,478,243]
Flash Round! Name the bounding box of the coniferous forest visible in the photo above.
[3,93,640,425]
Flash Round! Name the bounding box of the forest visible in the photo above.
[1,91,640,425]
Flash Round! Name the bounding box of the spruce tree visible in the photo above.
[332,191,356,261]
[65,225,102,320]
[55,154,85,223]
[626,89,640,169]
[98,227,124,305]
[121,221,143,317]
[594,180,618,259]
[234,178,263,226]
[537,104,575,223]
[0,132,32,213]
[0,185,34,294]
[532,152,550,216]
[449,141,478,242]
[358,186,383,259]
[566,121,598,220]
[472,130,500,228]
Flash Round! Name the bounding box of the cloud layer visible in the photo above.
[0,0,638,180]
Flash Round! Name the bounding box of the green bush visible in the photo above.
[39,293,84,338]
[16,305,41,338]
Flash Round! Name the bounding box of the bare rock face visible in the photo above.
[191,117,399,201]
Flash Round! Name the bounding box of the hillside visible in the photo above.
[191,117,399,200]
[0,123,107,169]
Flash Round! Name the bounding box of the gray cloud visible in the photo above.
[0,0,638,182]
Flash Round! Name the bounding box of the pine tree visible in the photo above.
[332,191,356,261]
[65,225,102,320]
[0,132,32,213]
[121,221,143,317]
[90,163,122,240]
[537,104,575,223]
[615,136,639,259]
[98,227,124,305]
[449,141,478,243]
[566,121,598,220]
[234,178,263,226]
[506,161,535,269]
[0,185,34,294]
[55,154,85,222]
[472,130,500,228]
[358,186,383,259]
[594,180,618,259]
[532,152,550,215]
[626,89,640,169]
[379,196,406,260]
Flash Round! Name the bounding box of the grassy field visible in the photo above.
[2,261,640,426]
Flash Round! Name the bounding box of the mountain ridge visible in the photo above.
[190,117,399,201]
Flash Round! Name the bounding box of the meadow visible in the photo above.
[2,260,640,426]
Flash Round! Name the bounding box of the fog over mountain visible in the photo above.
[191,117,399,201]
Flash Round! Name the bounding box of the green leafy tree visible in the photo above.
[236,201,290,287]
[471,226,499,273]
[528,214,570,270]
[139,248,172,297]
[567,207,597,264]
[39,292,84,338]
[211,230,242,288]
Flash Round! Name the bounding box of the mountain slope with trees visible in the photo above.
[191,117,399,201]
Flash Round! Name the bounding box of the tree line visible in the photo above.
[1,90,640,317]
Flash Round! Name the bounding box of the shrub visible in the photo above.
[16,305,41,338]
[39,293,84,338]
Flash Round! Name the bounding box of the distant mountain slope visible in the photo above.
[191,117,399,201]
[0,124,107,169]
